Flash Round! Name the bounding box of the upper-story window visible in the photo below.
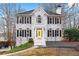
[55,17,59,24]
[37,15,41,23]
[47,17,54,24]
[47,16,61,24]
[17,16,31,24]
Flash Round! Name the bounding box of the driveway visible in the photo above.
[46,41,79,48]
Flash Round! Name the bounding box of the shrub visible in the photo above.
[64,28,79,41]
[28,38,34,43]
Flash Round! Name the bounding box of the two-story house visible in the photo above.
[16,7,64,47]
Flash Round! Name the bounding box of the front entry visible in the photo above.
[36,28,43,39]
[34,28,46,47]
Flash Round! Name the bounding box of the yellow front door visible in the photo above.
[36,28,43,39]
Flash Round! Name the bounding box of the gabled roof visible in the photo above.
[44,10,60,15]
[18,9,34,14]
[18,9,60,15]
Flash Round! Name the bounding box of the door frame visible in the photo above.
[36,28,43,39]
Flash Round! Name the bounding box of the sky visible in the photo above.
[18,3,39,10]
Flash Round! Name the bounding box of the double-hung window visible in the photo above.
[37,15,41,23]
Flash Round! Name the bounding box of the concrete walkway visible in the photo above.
[4,46,37,56]
[0,48,9,52]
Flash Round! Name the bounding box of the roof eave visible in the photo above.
[16,13,32,16]
[47,14,65,17]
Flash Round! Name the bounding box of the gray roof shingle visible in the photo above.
[44,10,60,15]
[18,9,34,14]
[18,9,60,15]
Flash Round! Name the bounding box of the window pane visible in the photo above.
[57,18,59,24]
[25,30,26,37]
[55,17,57,24]
[49,29,52,37]
[27,29,29,37]
[55,30,56,37]
[52,17,54,24]
[60,18,61,24]
[20,17,22,23]
[37,15,41,23]
[30,30,31,37]
[52,30,54,37]
[22,30,24,37]
[57,30,59,36]
[38,18,41,23]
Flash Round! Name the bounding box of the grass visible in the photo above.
[9,42,33,53]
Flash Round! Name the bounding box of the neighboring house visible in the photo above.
[16,7,64,46]
[0,32,7,41]
[0,32,4,41]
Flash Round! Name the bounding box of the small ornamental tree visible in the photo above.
[64,28,79,41]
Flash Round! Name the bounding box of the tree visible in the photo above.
[64,3,79,29]
[0,3,23,49]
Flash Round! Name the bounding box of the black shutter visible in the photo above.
[20,17,22,23]
[53,17,54,24]
[50,18,52,24]
[25,17,26,24]
[47,30,49,37]
[52,30,54,37]
[30,17,31,24]
[60,30,61,37]
[55,17,57,24]
[17,30,19,37]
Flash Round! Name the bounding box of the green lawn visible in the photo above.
[9,42,33,53]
